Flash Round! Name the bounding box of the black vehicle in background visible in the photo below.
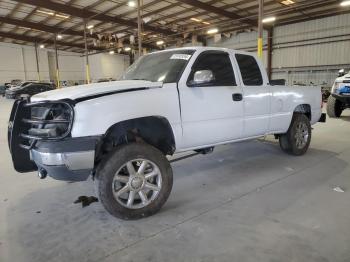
[0,85,7,96]
[8,79,22,87]
[1,84,12,96]
[5,82,55,99]
[96,78,116,83]
[1,80,28,97]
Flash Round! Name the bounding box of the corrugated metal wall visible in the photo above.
[208,13,350,87]
[208,30,269,66]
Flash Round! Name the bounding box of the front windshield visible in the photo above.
[122,49,195,83]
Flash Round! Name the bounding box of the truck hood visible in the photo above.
[31,80,163,102]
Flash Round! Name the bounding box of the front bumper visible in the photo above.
[30,137,99,181]
[8,99,101,181]
[333,94,350,106]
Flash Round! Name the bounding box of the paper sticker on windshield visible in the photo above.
[170,54,191,60]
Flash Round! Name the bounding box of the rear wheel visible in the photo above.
[279,114,311,156]
[327,95,343,118]
[95,143,173,220]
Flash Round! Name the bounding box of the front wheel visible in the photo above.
[327,95,343,118]
[95,143,173,220]
[279,114,311,156]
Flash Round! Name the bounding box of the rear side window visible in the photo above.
[30,85,38,91]
[188,51,236,86]
[235,54,263,86]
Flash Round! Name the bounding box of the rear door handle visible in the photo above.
[232,93,243,101]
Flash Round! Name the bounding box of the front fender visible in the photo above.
[70,85,183,145]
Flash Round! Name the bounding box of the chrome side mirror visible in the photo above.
[189,70,215,87]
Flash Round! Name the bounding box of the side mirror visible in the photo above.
[188,70,215,87]
[338,69,345,77]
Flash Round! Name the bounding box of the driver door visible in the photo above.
[178,50,244,149]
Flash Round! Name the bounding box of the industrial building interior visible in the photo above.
[0,0,350,261]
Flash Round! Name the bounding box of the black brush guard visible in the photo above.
[8,99,74,173]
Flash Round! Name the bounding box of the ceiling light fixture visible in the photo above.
[39,44,45,49]
[191,18,210,25]
[124,47,131,51]
[37,10,69,19]
[207,28,219,34]
[190,17,202,22]
[57,34,63,39]
[340,0,350,6]
[156,40,165,45]
[281,0,295,6]
[127,1,136,7]
[109,50,115,54]
[37,10,54,16]
[19,26,43,33]
[143,17,152,23]
[87,24,94,29]
[19,26,31,30]
[55,13,70,19]
[262,16,276,23]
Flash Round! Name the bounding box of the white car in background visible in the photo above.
[8,47,325,220]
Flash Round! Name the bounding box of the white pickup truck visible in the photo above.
[8,47,325,219]
[327,69,350,118]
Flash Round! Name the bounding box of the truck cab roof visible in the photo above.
[151,46,256,57]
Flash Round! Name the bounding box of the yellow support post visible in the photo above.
[257,0,263,59]
[86,64,91,84]
[56,69,60,88]
[258,37,263,58]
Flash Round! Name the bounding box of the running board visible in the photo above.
[170,147,214,163]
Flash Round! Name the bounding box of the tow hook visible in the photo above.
[38,168,47,179]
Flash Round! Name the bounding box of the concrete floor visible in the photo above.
[1,97,350,262]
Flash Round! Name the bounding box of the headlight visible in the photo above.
[21,101,74,140]
[332,82,341,94]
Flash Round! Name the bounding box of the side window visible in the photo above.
[30,85,39,92]
[24,85,32,92]
[187,51,236,86]
[235,54,263,86]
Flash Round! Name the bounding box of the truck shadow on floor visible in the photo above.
[4,140,348,262]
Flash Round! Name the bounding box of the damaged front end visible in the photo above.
[8,99,98,181]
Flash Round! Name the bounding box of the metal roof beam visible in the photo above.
[0,16,84,36]
[0,31,103,51]
[12,0,174,35]
[0,16,158,50]
[276,7,350,26]
[175,0,258,27]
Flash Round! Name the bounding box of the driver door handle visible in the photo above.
[232,93,243,101]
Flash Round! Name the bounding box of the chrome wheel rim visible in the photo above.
[295,122,309,149]
[112,159,162,209]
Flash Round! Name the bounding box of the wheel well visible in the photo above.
[294,104,311,120]
[96,116,176,160]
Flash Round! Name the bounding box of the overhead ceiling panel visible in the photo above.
[0,0,346,53]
